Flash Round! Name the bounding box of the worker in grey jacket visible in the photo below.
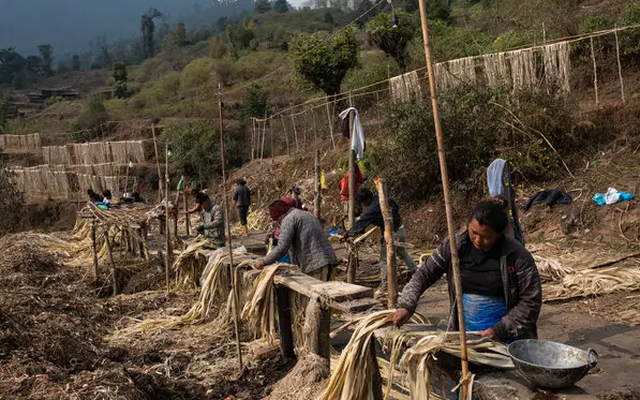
[393,201,541,343]
[193,192,225,246]
[255,199,337,280]
[233,178,251,237]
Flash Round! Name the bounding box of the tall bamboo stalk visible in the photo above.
[374,177,397,307]
[164,143,171,293]
[218,83,244,373]
[417,0,471,394]
[151,124,164,202]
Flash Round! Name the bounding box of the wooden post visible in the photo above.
[304,297,331,361]
[276,286,295,358]
[374,177,397,308]
[183,190,190,235]
[348,149,356,229]
[151,124,164,202]
[104,228,117,295]
[123,159,130,196]
[90,221,99,283]
[138,228,145,259]
[164,143,171,293]
[270,119,274,161]
[590,37,599,106]
[281,115,290,156]
[312,108,318,145]
[314,149,322,219]
[261,113,268,161]
[141,225,150,260]
[614,27,626,103]
[325,96,336,149]
[218,83,244,372]
[251,118,256,161]
[417,0,471,394]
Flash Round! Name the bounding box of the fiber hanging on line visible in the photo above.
[389,71,423,102]
[434,57,476,91]
[109,140,146,164]
[542,42,571,93]
[483,52,510,88]
[0,133,41,152]
[509,49,538,92]
[42,145,72,165]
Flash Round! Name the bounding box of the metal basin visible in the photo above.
[507,339,598,389]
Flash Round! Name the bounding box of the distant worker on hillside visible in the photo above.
[191,192,225,247]
[233,178,251,237]
[344,187,417,297]
[254,199,337,281]
[393,200,542,342]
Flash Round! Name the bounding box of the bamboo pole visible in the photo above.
[325,96,336,149]
[290,102,300,152]
[417,0,471,393]
[261,112,268,161]
[218,83,244,373]
[348,92,356,231]
[590,37,599,106]
[90,221,99,284]
[251,118,256,161]
[374,177,397,307]
[614,27,626,103]
[151,124,164,202]
[104,228,117,295]
[314,149,322,219]
[164,143,171,293]
[270,119,274,163]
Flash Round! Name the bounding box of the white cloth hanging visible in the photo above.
[338,107,366,161]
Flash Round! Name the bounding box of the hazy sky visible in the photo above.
[0,0,259,54]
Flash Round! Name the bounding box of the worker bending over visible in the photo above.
[393,200,542,342]
[191,192,225,247]
[344,187,417,297]
[255,199,337,281]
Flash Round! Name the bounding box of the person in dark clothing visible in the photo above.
[344,187,417,296]
[87,189,104,203]
[233,179,251,237]
[393,200,542,343]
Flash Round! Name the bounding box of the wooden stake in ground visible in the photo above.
[151,123,164,202]
[590,37,599,106]
[183,189,190,235]
[290,101,300,152]
[325,96,336,149]
[374,177,397,308]
[417,0,471,394]
[614,27,626,103]
[164,143,171,293]
[281,115,290,156]
[90,221,99,284]
[103,228,117,295]
[314,149,322,219]
[218,83,244,373]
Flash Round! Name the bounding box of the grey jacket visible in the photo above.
[397,232,541,342]
[263,208,337,273]
[200,202,225,243]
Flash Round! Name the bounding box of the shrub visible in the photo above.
[45,95,63,106]
[209,36,228,59]
[214,60,234,86]
[71,97,109,142]
[619,1,640,58]
[180,58,215,96]
[0,163,24,235]
[370,86,577,202]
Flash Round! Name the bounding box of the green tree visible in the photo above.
[255,0,272,13]
[324,11,334,25]
[402,0,449,20]
[619,1,640,58]
[37,44,54,76]
[242,84,270,119]
[290,28,359,96]
[71,54,81,71]
[112,61,128,98]
[175,22,187,47]
[165,121,244,187]
[227,24,255,51]
[141,8,162,59]
[274,0,289,13]
[366,11,418,71]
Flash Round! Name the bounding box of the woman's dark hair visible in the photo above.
[102,190,112,200]
[236,178,246,186]
[356,187,374,204]
[469,200,509,233]
[195,192,210,204]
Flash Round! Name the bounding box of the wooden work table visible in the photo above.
[372,325,599,400]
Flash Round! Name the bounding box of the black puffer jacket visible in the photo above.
[397,232,542,342]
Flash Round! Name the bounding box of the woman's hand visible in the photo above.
[254,259,265,270]
[393,308,412,327]
[479,327,496,339]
